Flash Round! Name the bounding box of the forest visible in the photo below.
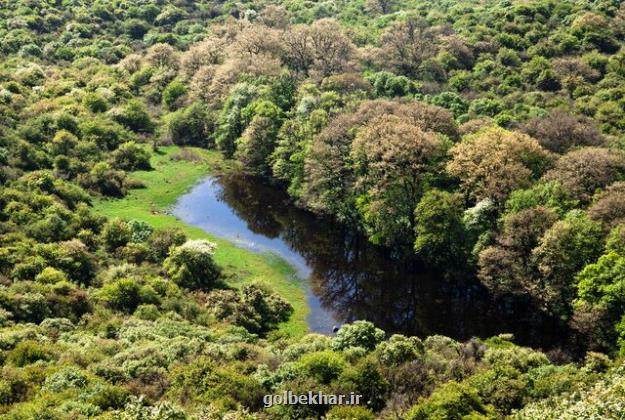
[2,0,625,418]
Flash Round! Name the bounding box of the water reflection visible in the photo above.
[173,172,577,352]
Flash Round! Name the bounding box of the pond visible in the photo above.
[172,173,579,353]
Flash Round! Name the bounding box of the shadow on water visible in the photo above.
[173,172,580,354]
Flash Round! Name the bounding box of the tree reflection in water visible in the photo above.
[190,172,581,353]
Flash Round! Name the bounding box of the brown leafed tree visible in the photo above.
[379,18,440,77]
[145,43,179,70]
[258,5,289,29]
[543,147,625,203]
[588,181,625,228]
[478,206,557,297]
[447,127,551,205]
[180,37,226,77]
[522,109,605,153]
[235,24,283,58]
[281,24,315,75]
[350,114,445,245]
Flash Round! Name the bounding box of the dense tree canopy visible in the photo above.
[2,0,625,417]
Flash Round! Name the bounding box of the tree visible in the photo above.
[282,20,355,77]
[351,114,444,247]
[478,206,557,297]
[588,181,625,228]
[414,190,470,269]
[98,278,158,313]
[282,25,315,75]
[447,128,551,206]
[147,228,187,262]
[365,0,397,14]
[309,19,356,78]
[406,382,492,420]
[101,218,132,251]
[163,102,215,147]
[161,80,187,110]
[576,252,625,320]
[543,147,625,203]
[163,240,221,290]
[531,211,605,312]
[207,283,293,335]
[145,43,179,69]
[522,110,605,153]
[83,162,126,197]
[236,116,279,176]
[379,18,439,77]
[504,181,578,217]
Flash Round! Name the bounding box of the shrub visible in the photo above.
[163,102,214,147]
[376,334,424,365]
[297,351,347,384]
[101,218,132,251]
[111,100,154,133]
[7,340,54,367]
[98,278,159,313]
[163,240,221,290]
[110,141,151,171]
[326,405,375,419]
[43,367,89,392]
[83,92,108,113]
[162,80,187,110]
[405,382,492,420]
[332,321,385,351]
[148,228,187,261]
[35,267,67,284]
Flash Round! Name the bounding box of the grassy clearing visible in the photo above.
[93,146,308,337]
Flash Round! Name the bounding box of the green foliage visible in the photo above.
[414,190,470,269]
[111,142,151,171]
[2,0,625,416]
[332,321,385,351]
[98,278,159,313]
[406,382,493,420]
[163,102,214,147]
[7,340,54,367]
[163,240,221,290]
[111,100,155,134]
[162,80,187,110]
[297,351,347,384]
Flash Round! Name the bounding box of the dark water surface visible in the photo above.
[173,173,576,352]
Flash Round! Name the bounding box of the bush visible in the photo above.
[83,92,108,113]
[297,351,347,384]
[332,321,385,351]
[7,340,54,367]
[101,218,132,251]
[148,228,187,261]
[376,334,424,365]
[43,367,89,392]
[326,405,375,420]
[162,80,187,110]
[111,100,154,133]
[110,141,151,171]
[35,267,68,284]
[163,102,214,147]
[98,278,159,313]
[405,382,492,420]
[163,240,221,290]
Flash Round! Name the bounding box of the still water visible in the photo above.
[173,173,576,352]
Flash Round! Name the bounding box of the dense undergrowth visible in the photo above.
[3,0,625,418]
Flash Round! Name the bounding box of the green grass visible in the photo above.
[93,146,308,337]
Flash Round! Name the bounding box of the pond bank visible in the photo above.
[93,146,309,337]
